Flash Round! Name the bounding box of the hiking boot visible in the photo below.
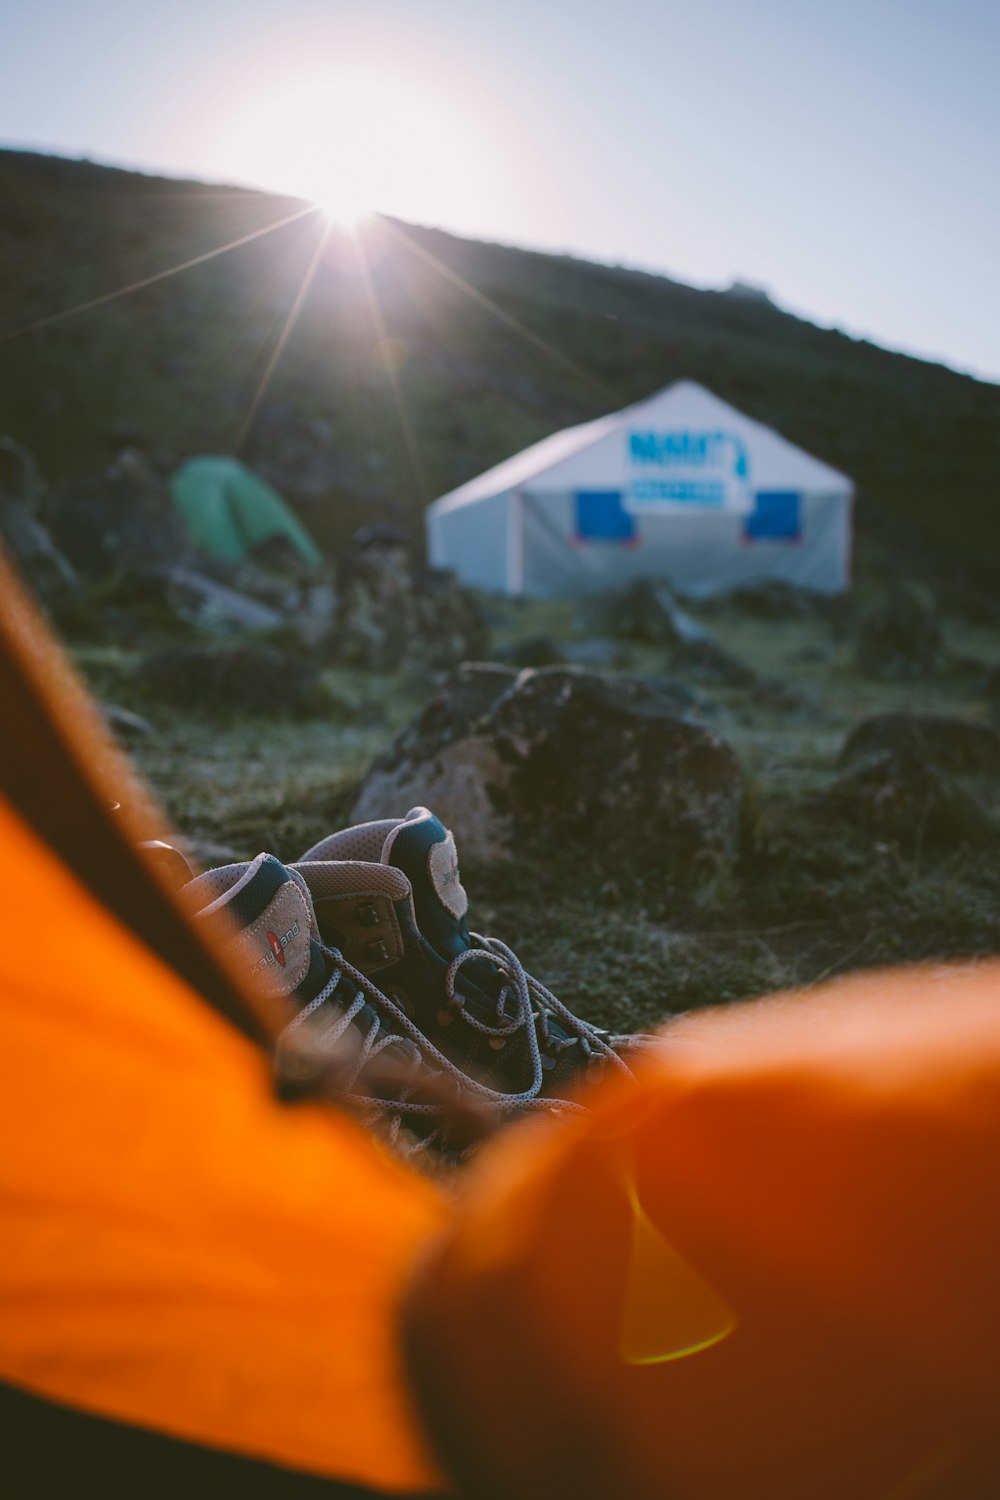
[179,851,498,1150]
[294,807,641,1107]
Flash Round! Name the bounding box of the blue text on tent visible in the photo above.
[628,430,749,479]
[630,478,727,506]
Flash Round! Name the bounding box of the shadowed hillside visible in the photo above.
[1,147,998,578]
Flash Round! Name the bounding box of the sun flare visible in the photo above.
[312,191,372,232]
[216,58,512,234]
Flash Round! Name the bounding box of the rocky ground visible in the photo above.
[68,567,1000,1039]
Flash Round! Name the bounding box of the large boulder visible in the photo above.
[350,664,745,872]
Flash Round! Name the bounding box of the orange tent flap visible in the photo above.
[407,965,1000,1500]
[0,792,449,1493]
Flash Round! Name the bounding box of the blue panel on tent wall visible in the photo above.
[743,491,802,542]
[575,490,637,542]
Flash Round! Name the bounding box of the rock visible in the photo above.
[855,583,945,679]
[723,280,773,305]
[350,664,745,874]
[716,580,830,620]
[0,435,77,604]
[163,566,285,632]
[591,580,765,688]
[138,642,328,719]
[822,749,990,850]
[222,557,310,611]
[369,662,516,761]
[598,578,715,646]
[50,448,186,580]
[100,703,154,740]
[587,579,767,690]
[291,579,337,649]
[332,534,488,672]
[841,713,1000,776]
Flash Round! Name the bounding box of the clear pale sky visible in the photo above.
[3,0,998,382]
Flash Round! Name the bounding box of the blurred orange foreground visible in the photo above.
[1,554,998,1499]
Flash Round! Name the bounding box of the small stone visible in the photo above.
[101,703,154,740]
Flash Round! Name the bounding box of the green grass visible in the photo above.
[70,579,1000,1040]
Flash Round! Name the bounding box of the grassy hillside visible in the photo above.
[1,147,999,578]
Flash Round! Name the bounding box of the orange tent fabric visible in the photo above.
[0,790,448,1493]
[4,552,1000,1497]
[407,965,1000,1499]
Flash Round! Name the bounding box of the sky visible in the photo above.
[2,0,999,383]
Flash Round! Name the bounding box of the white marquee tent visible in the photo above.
[426,380,853,597]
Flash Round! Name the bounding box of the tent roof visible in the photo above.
[430,380,852,516]
[432,408,626,515]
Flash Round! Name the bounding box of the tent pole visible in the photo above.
[508,489,526,596]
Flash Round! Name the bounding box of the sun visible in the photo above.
[214,59,512,235]
[310,184,373,232]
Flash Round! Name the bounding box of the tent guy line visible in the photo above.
[0,203,321,345]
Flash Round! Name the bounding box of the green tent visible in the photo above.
[169,457,322,567]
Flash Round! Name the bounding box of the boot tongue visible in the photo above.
[381,808,528,1028]
[381,807,472,962]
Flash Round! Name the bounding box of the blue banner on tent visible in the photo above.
[743,491,802,542]
[574,490,637,543]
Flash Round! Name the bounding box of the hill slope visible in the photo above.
[1,147,998,575]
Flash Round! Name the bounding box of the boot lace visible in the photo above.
[443,933,636,1104]
[278,941,591,1154]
